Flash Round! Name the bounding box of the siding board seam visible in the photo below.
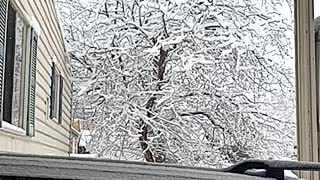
[0,130,68,154]
[34,0,65,59]
[35,129,69,147]
[41,0,64,46]
[35,113,70,133]
[36,119,69,139]
[32,0,71,80]
[48,0,72,77]
[26,0,64,64]
[37,47,73,96]
[19,0,71,91]
[35,104,70,130]
[38,38,72,93]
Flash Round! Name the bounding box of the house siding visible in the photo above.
[0,0,72,156]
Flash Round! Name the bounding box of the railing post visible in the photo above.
[295,0,319,179]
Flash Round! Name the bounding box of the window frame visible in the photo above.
[54,65,61,119]
[1,1,32,130]
[50,61,64,124]
[0,0,39,137]
[13,12,28,128]
[15,11,29,129]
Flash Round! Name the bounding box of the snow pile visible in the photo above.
[79,130,92,147]
[284,170,298,179]
[2,121,25,135]
[31,16,41,35]
[70,153,98,158]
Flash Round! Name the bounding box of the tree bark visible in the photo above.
[139,47,168,162]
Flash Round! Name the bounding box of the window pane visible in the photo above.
[3,4,17,124]
[11,15,25,127]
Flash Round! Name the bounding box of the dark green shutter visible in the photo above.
[50,62,56,119]
[27,28,38,136]
[58,76,63,124]
[0,0,8,127]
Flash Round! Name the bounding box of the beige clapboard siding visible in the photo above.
[35,125,69,147]
[36,53,72,113]
[9,0,72,155]
[34,105,70,137]
[34,107,70,137]
[34,114,71,147]
[36,47,52,79]
[17,0,72,92]
[25,0,71,86]
[37,39,73,107]
[36,118,69,140]
[0,130,67,155]
[38,0,65,53]
[37,38,73,104]
[35,97,70,132]
[46,0,72,76]
[36,74,72,121]
[24,0,64,68]
[19,0,72,104]
[34,0,65,59]
[35,78,72,127]
[15,0,72,93]
[26,128,68,152]
[18,0,64,61]
[35,78,71,131]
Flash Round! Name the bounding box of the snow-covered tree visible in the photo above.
[58,0,295,167]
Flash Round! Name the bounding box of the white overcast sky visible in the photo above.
[315,0,320,18]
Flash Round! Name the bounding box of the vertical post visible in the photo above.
[295,0,319,179]
[316,15,320,180]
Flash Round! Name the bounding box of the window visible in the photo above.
[50,62,64,124]
[3,3,26,127]
[0,0,38,136]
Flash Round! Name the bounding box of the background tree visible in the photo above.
[58,0,295,167]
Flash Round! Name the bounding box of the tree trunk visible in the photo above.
[139,47,168,162]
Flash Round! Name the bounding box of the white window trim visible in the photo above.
[0,2,31,130]
[0,1,39,132]
[53,65,61,120]
[51,60,64,124]
[52,117,59,123]
[10,0,41,35]
[1,121,26,136]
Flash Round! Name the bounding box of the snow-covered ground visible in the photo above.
[284,170,298,179]
[79,130,92,147]
[70,153,98,158]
